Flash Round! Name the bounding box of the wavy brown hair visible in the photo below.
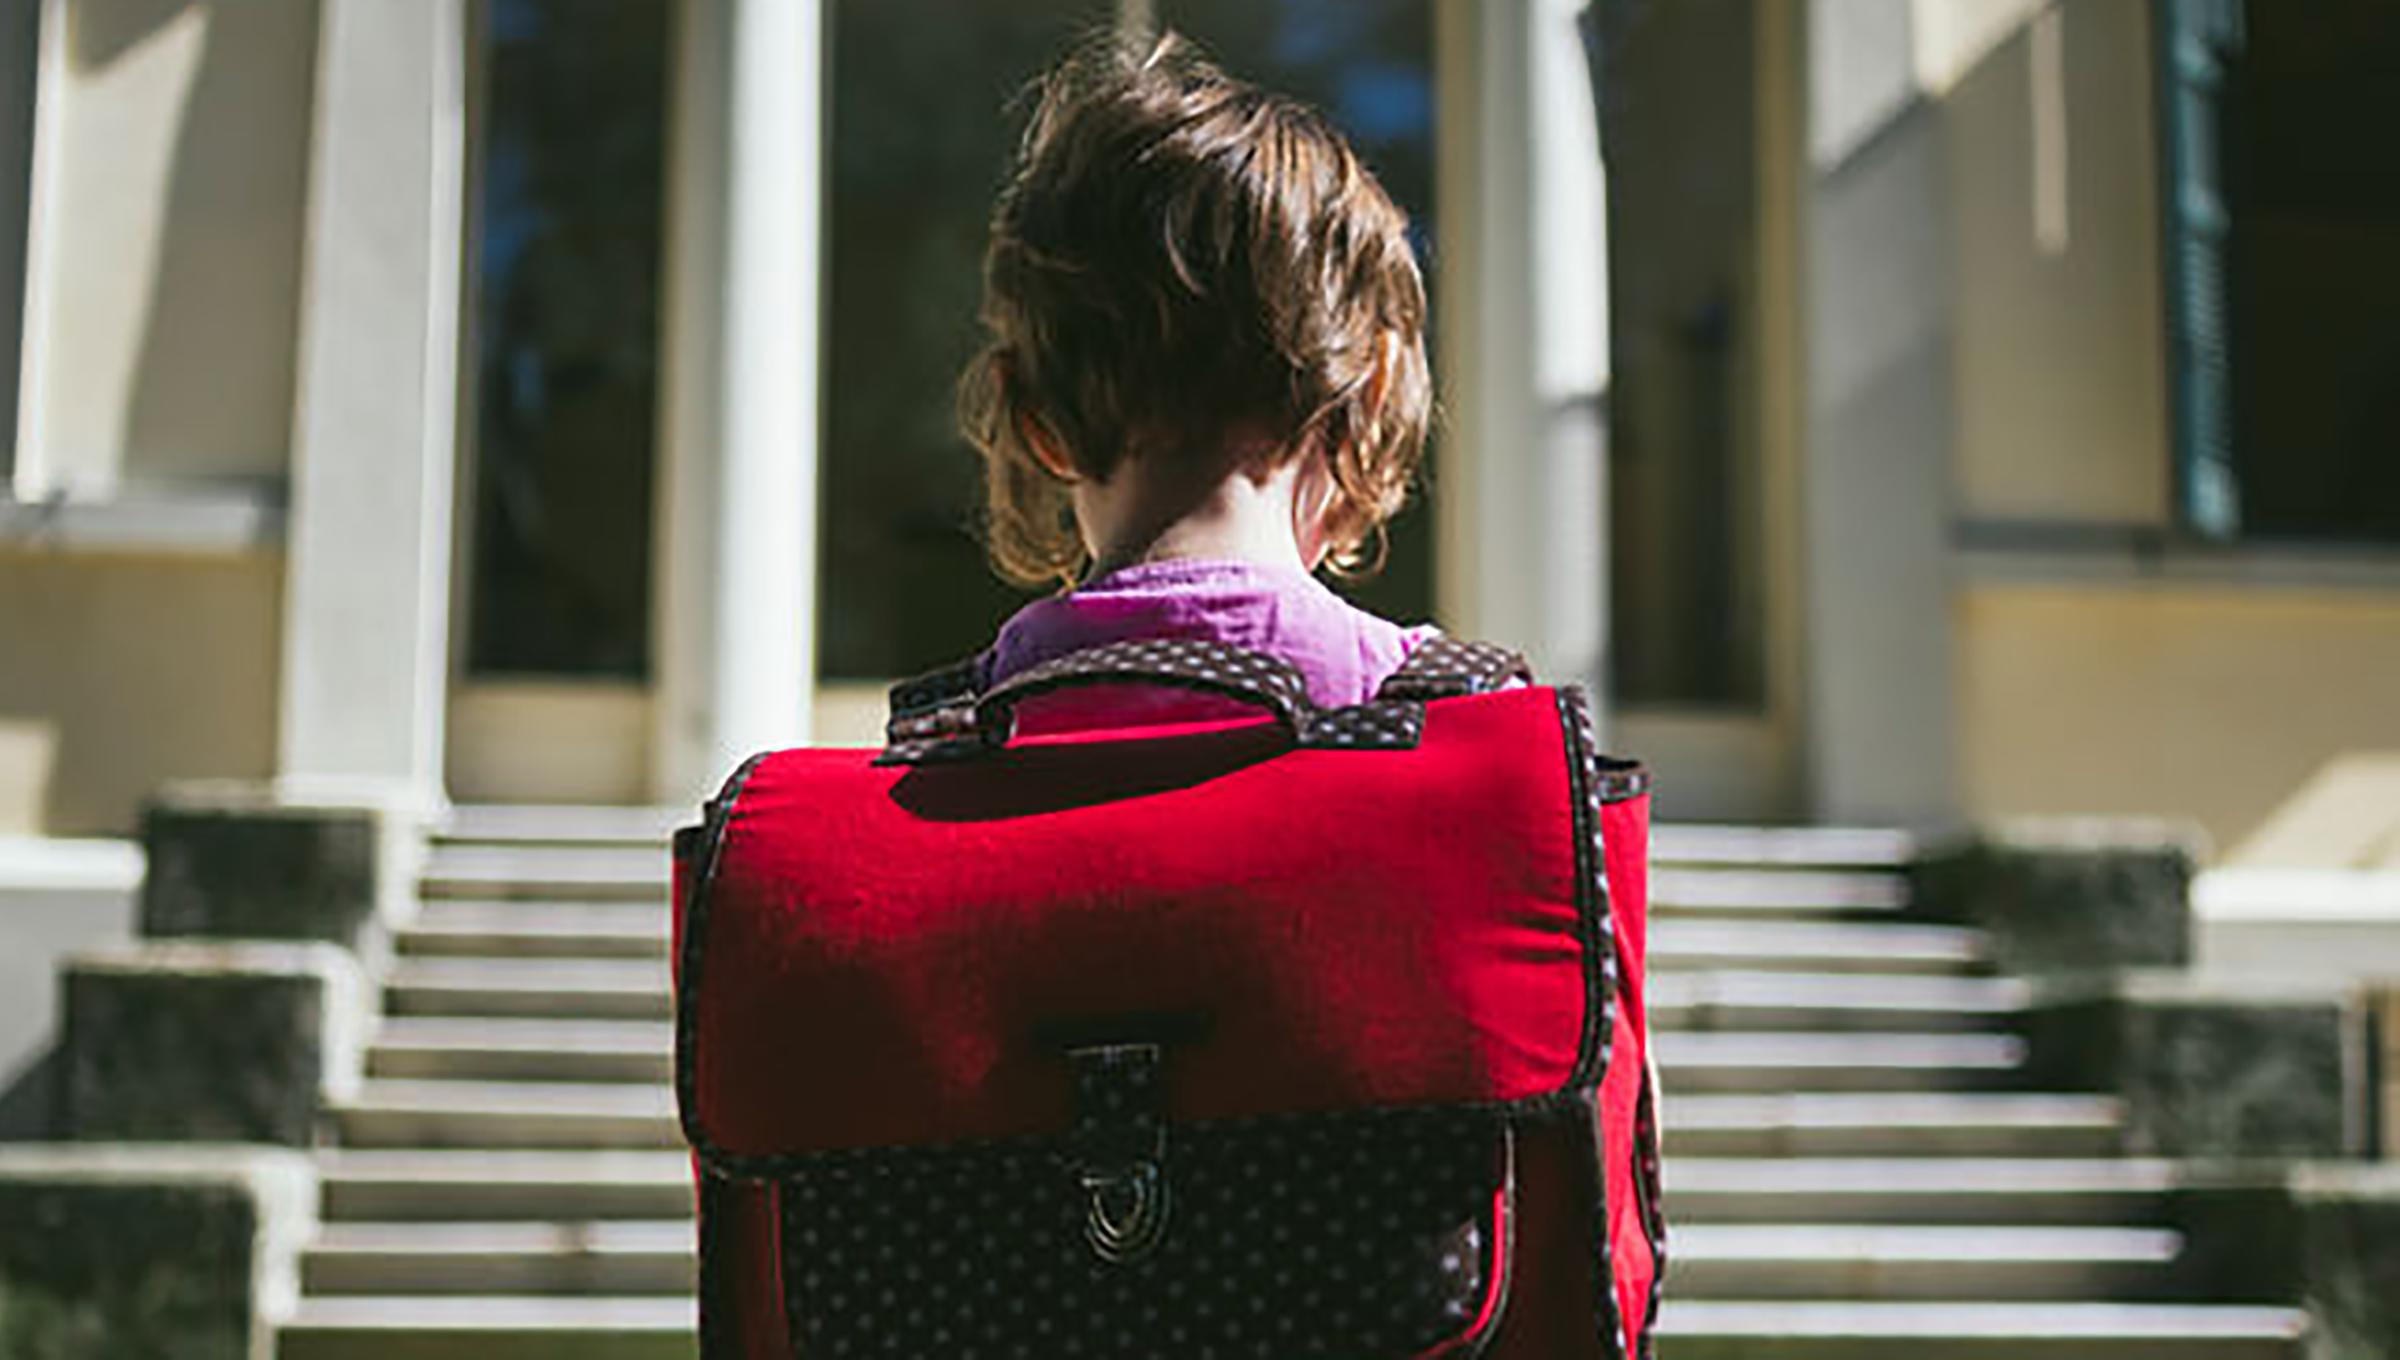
[959,31,1432,588]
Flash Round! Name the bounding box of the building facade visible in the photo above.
[0,0,2393,869]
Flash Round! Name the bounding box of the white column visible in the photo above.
[277,0,467,817]
[1433,0,1611,698]
[652,0,822,803]
[1800,0,1958,825]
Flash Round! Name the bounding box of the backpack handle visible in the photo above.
[878,637,1423,764]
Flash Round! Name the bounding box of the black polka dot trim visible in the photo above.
[1375,636,1535,702]
[773,1104,1514,1359]
[879,637,1431,763]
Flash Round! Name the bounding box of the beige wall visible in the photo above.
[1956,582,2400,857]
[17,0,318,494]
[0,547,280,834]
[1942,0,2169,525]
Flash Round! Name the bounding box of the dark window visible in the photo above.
[0,0,38,485]
[820,0,1439,680]
[2159,0,2400,544]
[461,0,669,678]
[1594,0,1767,708]
[819,0,1097,681]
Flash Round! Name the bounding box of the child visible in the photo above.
[679,41,1661,1360]
[955,30,1439,710]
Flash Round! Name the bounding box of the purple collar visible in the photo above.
[984,558,1435,710]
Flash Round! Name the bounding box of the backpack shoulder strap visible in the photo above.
[887,651,987,720]
[882,651,988,754]
[1373,632,1535,701]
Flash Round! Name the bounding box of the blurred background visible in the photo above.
[1,0,2393,848]
[0,1,2396,1356]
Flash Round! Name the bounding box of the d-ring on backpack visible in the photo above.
[672,635,1663,1358]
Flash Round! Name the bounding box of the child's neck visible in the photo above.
[1079,457,1317,580]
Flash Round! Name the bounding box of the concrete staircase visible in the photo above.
[274,811,2313,1359]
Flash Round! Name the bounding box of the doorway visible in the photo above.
[1594,0,1805,819]
[446,0,673,803]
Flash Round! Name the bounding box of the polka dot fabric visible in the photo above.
[773,1105,1513,1359]
[1374,636,1535,701]
[878,637,1435,763]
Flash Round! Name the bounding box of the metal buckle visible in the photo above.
[1081,1158,1171,1263]
[1064,1042,1172,1265]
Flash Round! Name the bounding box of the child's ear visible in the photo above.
[1016,410,1081,483]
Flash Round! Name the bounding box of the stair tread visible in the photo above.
[341,1081,2117,1126]
[319,1148,690,1180]
[424,845,669,889]
[439,805,687,846]
[285,1295,696,1329]
[1651,919,1982,960]
[1651,825,1917,868]
[1655,1300,2310,1339]
[343,1079,676,1115]
[433,814,1921,865]
[311,1220,694,1253]
[372,1018,672,1053]
[370,1021,2022,1068]
[388,958,670,990]
[415,900,670,927]
[1668,1092,2123,1129]
[1665,1158,2182,1191]
[1653,867,1910,912]
[400,905,669,953]
[1651,971,2030,1011]
[1670,1223,2183,1263]
[1656,1032,2023,1067]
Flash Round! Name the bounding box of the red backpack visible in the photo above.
[673,636,1662,1358]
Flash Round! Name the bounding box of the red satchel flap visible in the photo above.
[675,685,1609,1166]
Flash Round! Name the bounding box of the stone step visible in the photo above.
[310,1151,2191,1230]
[1651,971,2029,1033]
[398,903,669,960]
[1664,1093,2126,1158]
[1651,824,1916,869]
[1663,1159,2181,1225]
[310,1151,2187,1231]
[1655,1032,2023,1094]
[421,845,669,901]
[277,1296,696,1360]
[382,962,2022,1031]
[425,823,1916,908]
[1648,920,1984,976]
[1668,1223,2184,1301]
[367,1019,673,1083]
[334,1081,2124,1157]
[1652,1300,2306,1359]
[394,904,1973,975]
[385,958,672,1021]
[335,1081,681,1150]
[363,1021,2023,1093]
[317,1150,693,1222]
[302,1219,2194,1304]
[439,805,688,847]
[303,1221,695,1296]
[433,811,1921,868]
[279,1298,2302,1360]
[1651,867,1910,918]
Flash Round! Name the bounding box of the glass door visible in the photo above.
[1594,0,1803,819]
[447,0,672,803]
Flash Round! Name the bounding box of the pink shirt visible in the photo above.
[980,558,1438,728]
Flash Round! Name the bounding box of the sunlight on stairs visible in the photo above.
[272,810,2311,1359]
